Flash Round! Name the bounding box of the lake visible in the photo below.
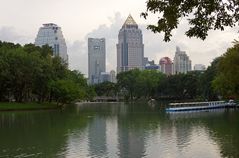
[0,102,239,158]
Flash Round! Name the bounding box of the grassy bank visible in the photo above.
[0,102,59,111]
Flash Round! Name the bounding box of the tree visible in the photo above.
[65,70,88,100]
[117,69,165,100]
[117,69,141,100]
[51,80,81,105]
[141,0,239,41]
[0,41,91,104]
[136,70,165,98]
[213,43,239,98]
[93,82,117,97]
[200,57,221,100]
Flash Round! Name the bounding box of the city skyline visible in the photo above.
[0,0,238,76]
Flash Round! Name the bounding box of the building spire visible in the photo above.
[123,14,137,26]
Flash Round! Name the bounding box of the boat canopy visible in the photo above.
[169,101,225,106]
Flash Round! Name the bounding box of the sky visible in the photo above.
[0,0,238,76]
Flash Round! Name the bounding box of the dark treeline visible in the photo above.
[94,43,239,101]
[116,69,212,101]
[0,41,94,105]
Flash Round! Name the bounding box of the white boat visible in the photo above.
[166,100,237,112]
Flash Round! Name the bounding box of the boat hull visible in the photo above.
[166,103,238,112]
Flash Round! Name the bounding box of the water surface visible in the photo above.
[0,102,239,158]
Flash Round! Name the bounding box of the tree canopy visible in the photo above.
[141,0,239,41]
[213,43,239,98]
[0,41,94,104]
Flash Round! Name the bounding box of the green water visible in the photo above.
[0,102,239,158]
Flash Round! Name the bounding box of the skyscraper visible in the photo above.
[173,47,191,74]
[117,15,144,73]
[88,38,106,84]
[110,70,116,83]
[159,57,173,75]
[35,23,68,62]
[194,64,206,71]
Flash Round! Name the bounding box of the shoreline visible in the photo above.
[0,102,60,112]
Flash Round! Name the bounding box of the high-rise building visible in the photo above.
[159,57,173,75]
[100,72,111,83]
[88,38,106,84]
[145,65,161,70]
[145,59,160,70]
[194,64,206,71]
[117,14,144,73]
[143,57,149,67]
[173,47,191,74]
[110,70,116,83]
[35,23,68,62]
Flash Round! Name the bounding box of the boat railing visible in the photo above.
[169,101,226,107]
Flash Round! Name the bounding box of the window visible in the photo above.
[94,46,100,50]
[53,44,60,56]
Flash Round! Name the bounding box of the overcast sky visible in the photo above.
[0,0,238,76]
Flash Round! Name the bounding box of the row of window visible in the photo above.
[53,44,60,55]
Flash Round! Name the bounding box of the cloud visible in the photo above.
[67,40,88,76]
[68,12,124,76]
[0,26,32,44]
[68,12,238,76]
[1,12,237,77]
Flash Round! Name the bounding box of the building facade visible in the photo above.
[110,70,117,83]
[88,38,106,84]
[173,47,191,74]
[145,65,161,70]
[159,57,173,75]
[194,64,206,71]
[100,72,111,83]
[35,23,68,62]
[117,15,144,73]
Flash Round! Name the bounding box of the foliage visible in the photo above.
[117,69,165,100]
[0,102,58,110]
[0,41,90,104]
[93,81,117,97]
[141,0,239,41]
[158,71,202,99]
[51,80,80,105]
[116,68,220,101]
[200,57,221,100]
[213,44,239,98]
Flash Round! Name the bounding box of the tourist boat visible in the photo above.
[166,100,238,112]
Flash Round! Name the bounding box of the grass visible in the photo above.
[0,102,59,111]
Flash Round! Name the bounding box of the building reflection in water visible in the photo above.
[88,116,108,157]
[117,104,146,158]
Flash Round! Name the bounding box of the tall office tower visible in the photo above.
[117,14,144,73]
[143,57,149,67]
[35,23,68,62]
[194,64,206,71]
[88,38,106,84]
[110,70,116,83]
[159,57,173,75]
[173,47,191,74]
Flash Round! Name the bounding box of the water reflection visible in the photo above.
[0,103,239,158]
[88,116,108,157]
[117,104,146,158]
[0,109,89,157]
